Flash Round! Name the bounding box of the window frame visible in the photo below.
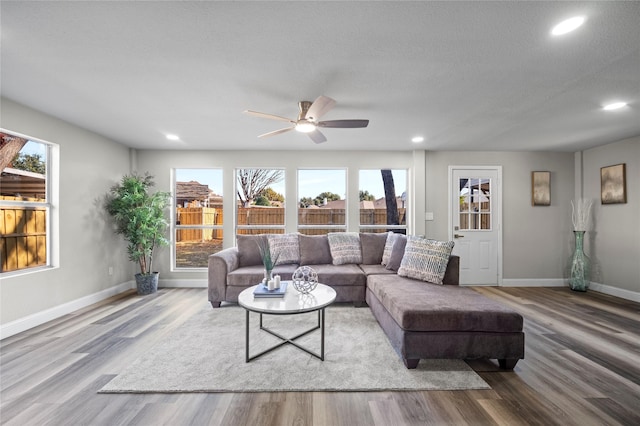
[234,167,286,239]
[357,168,409,233]
[172,168,224,270]
[1,130,55,276]
[297,168,348,235]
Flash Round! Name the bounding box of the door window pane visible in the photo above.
[458,177,491,231]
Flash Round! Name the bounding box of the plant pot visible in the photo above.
[135,272,159,295]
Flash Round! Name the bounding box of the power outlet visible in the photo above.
[108,266,114,276]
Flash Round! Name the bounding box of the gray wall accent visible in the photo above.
[425,151,575,280]
[583,136,639,294]
[0,98,132,325]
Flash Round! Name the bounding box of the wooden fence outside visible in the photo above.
[1,202,47,272]
[176,206,406,241]
[176,207,221,241]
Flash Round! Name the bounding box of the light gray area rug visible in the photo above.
[100,303,489,393]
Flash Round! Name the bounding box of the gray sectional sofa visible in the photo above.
[208,232,524,369]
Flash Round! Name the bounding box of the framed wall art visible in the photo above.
[601,163,627,204]
[531,171,551,206]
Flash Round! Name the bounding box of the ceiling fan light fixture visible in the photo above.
[295,121,317,133]
[551,16,585,36]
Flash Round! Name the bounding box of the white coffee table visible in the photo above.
[238,282,337,362]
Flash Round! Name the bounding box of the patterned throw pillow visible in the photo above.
[268,233,300,265]
[328,232,363,265]
[397,236,455,284]
[381,232,397,266]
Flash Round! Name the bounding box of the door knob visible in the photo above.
[454,234,464,238]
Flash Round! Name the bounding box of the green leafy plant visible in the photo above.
[256,235,279,271]
[106,173,171,275]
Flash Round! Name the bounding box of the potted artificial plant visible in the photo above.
[106,173,171,295]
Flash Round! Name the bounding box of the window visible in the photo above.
[1,132,52,273]
[298,169,346,235]
[174,169,223,268]
[235,168,285,237]
[359,169,408,233]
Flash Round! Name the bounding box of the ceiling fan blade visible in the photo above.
[307,129,327,144]
[305,96,336,120]
[258,127,294,138]
[244,110,295,124]
[317,119,369,128]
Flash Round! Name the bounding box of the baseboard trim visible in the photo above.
[159,279,207,288]
[0,281,134,340]
[501,278,639,302]
[589,281,640,303]
[501,279,566,287]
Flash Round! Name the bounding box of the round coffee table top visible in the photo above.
[238,282,336,314]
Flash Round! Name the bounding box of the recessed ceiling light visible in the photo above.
[411,136,424,143]
[166,134,180,141]
[551,16,585,36]
[602,102,627,111]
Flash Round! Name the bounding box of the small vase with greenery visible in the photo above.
[256,235,279,282]
[106,173,171,295]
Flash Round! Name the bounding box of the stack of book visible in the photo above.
[253,282,288,298]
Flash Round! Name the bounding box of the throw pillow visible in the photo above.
[298,234,333,265]
[268,233,300,265]
[360,232,388,264]
[381,232,397,266]
[237,234,263,267]
[328,232,362,265]
[397,236,455,284]
[385,234,407,271]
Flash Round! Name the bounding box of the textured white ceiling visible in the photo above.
[1,1,639,151]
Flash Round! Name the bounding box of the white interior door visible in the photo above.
[449,166,502,285]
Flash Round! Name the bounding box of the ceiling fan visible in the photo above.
[244,96,369,144]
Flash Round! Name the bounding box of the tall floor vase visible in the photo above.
[569,231,590,292]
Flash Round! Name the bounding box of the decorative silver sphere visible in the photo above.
[292,266,318,294]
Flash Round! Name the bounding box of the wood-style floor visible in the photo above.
[1,287,639,426]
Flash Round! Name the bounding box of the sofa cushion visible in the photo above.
[360,232,388,264]
[397,237,454,285]
[298,234,332,265]
[310,264,366,287]
[367,274,523,333]
[269,233,300,265]
[237,235,263,267]
[359,264,396,276]
[328,232,362,265]
[385,234,407,271]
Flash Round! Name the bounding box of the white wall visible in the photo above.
[1,98,133,334]
[583,137,639,295]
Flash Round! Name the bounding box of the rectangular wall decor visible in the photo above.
[531,171,551,206]
[601,163,627,204]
